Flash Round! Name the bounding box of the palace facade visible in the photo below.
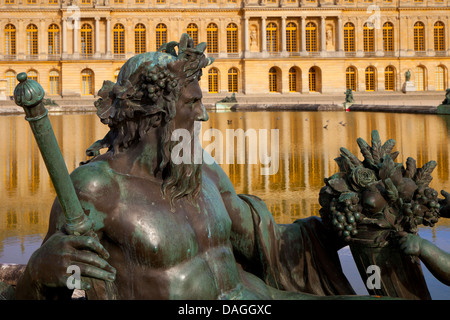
[0,0,449,98]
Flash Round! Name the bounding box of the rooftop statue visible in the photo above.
[7,34,450,300]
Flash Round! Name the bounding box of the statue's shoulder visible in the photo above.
[70,160,119,198]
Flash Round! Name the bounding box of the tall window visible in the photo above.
[81,69,94,95]
[346,66,356,90]
[208,68,219,93]
[363,22,374,52]
[383,22,394,52]
[385,66,395,91]
[344,22,355,52]
[156,23,167,50]
[81,24,93,55]
[309,67,317,92]
[27,70,38,82]
[187,23,198,47]
[207,23,218,53]
[286,22,297,53]
[49,70,60,95]
[414,21,425,51]
[415,66,425,91]
[6,70,16,96]
[226,23,238,53]
[48,24,60,55]
[289,67,298,92]
[266,22,278,52]
[5,0,15,3]
[26,24,38,56]
[113,24,125,55]
[436,66,446,91]
[365,66,375,91]
[135,0,144,3]
[228,68,238,93]
[135,23,146,54]
[269,67,277,92]
[434,21,445,52]
[4,24,16,56]
[305,22,317,52]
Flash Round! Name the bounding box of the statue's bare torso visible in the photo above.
[50,157,277,300]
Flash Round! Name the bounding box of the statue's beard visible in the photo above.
[160,121,203,211]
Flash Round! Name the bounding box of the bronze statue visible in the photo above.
[319,130,450,299]
[7,34,449,300]
[345,89,354,104]
[442,88,450,105]
[405,70,411,82]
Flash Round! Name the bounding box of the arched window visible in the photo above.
[4,24,16,56]
[113,24,125,55]
[365,66,376,91]
[187,23,198,47]
[289,67,298,92]
[228,68,238,93]
[346,66,356,91]
[266,22,278,52]
[436,66,446,91]
[135,23,146,54]
[385,66,395,91]
[81,69,94,95]
[6,70,16,96]
[155,23,167,50]
[26,24,38,56]
[226,23,238,53]
[49,70,60,95]
[114,69,120,82]
[344,22,355,52]
[48,24,60,55]
[207,23,218,53]
[434,21,445,52]
[27,70,38,82]
[363,22,374,52]
[208,68,219,93]
[309,67,318,92]
[269,67,278,92]
[81,24,93,55]
[305,22,317,52]
[415,66,425,91]
[286,22,297,53]
[414,22,425,51]
[383,22,394,52]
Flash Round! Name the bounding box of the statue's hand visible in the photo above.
[26,231,116,291]
[398,233,422,257]
[438,190,450,218]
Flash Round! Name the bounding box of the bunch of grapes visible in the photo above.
[400,187,440,232]
[141,66,178,102]
[329,195,363,242]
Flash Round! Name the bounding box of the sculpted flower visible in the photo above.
[349,167,377,192]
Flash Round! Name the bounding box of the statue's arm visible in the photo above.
[15,162,117,300]
[399,234,450,286]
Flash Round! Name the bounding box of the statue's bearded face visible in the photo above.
[160,79,209,211]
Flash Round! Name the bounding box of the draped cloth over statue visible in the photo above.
[238,194,356,296]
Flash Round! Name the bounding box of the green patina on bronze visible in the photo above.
[3,33,449,301]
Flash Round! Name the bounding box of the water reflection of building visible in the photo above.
[1,111,449,253]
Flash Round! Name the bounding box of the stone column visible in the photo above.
[300,16,306,55]
[281,16,287,55]
[261,16,267,54]
[426,16,434,56]
[244,17,250,54]
[39,18,46,59]
[320,16,326,55]
[337,16,344,55]
[376,20,384,56]
[62,17,68,57]
[106,17,112,57]
[73,17,80,58]
[94,17,101,57]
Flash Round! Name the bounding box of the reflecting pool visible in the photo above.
[0,110,449,299]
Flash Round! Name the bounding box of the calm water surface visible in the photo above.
[0,110,449,299]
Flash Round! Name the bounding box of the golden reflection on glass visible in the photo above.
[1,111,450,263]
